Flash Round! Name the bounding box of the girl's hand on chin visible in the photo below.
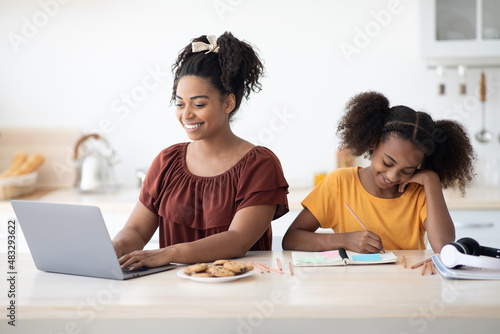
[398,170,439,193]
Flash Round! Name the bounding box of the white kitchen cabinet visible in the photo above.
[450,209,500,248]
[421,0,500,62]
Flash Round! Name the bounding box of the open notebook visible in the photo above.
[292,248,397,266]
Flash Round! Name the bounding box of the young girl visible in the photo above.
[282,91,475,253]
[114,32,289,270]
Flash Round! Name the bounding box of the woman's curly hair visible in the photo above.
[171,32,264,119]
[337,91,476,195]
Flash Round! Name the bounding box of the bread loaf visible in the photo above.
[0,152,27,177]
[13,154,45,176]
[1,153,44,177]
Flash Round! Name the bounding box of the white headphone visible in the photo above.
[440,237,500,270]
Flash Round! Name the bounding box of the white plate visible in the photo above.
[177,269,254,283]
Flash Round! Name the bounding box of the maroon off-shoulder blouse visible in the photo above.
[139,143,289,251]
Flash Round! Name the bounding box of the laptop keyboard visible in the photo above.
[122,266,150,273]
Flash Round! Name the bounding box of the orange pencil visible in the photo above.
[277,258,282,271]
[250,261,269,273]
[411,258,432,269]
[344,203,368,231]
[344,203,385,253]
[245,261,264,274]
[251,260,282,274]
[428,261,435,275]
[402,255,406,268]
[421,262,427,275]
[289,262,294,276]
[257,261,282,274]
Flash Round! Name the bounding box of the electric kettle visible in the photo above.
[73,133,119,192]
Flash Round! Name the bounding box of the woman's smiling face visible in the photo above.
[174,75,234,141]
[370,135,425,190]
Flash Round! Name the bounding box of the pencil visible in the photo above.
[344,202,385,253]
[421,261,427,275]
[245,261,264,274]
[410,258,432,269]
[250,261,269,273]
[428,261,435,275]
[257,262,283,274]
[251,260,282,274]
[344,203,368,231]
[402,255,406,268]
[289,262,294,276]
[277,258,282,271]
[259,262,283,274]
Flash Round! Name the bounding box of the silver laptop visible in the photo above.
[11,200,177,280]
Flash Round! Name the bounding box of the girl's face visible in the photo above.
[174,75,235,141]
[370,135,425,190]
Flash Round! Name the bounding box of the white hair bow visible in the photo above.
[191,35,219,54]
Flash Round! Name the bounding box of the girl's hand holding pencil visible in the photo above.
[344,203,385,254]
[346,231,385,254]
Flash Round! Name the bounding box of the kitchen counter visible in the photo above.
[289,186,500,211]
[1,250,499,334]
[442,186,500,210]
[1,184,499,213]
[0,186,140,213]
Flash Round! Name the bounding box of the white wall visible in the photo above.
[1,0,499,188]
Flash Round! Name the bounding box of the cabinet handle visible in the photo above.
[454,222,494,229]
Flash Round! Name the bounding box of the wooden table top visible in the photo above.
[2,250,500,334]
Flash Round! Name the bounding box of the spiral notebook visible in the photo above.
[292,248,397,267]
[432,255,500,280]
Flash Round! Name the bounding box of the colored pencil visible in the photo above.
[428,261,435,275]
[344,202,385,253]
[258,261,283,274]
[289,262,294,276]
[250,261,269,273]
[277,258,282,271]
[421,261,427,275]
[245,261,264,274]
[411,258,432,269]
[344,203,368,231]
[402,255,406,268]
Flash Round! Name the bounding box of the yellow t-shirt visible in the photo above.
[302,167,427,250]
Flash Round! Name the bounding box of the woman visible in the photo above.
[114,32,289,270]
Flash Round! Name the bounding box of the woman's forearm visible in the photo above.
[112,226,149,258]
[161,230,253,264]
